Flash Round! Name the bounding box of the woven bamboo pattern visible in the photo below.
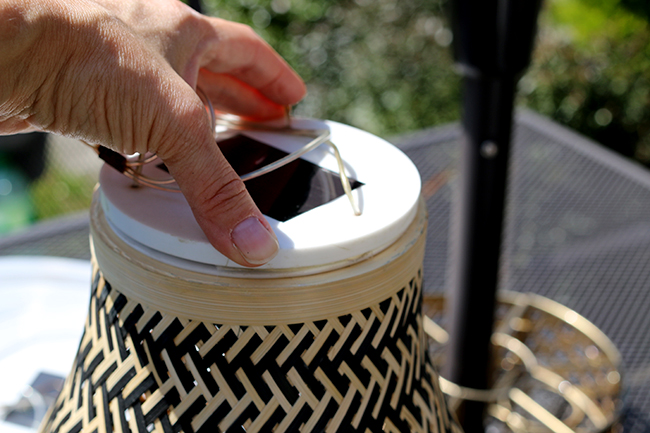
[39,260,456,433]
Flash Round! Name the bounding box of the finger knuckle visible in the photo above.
[198,175,249,217]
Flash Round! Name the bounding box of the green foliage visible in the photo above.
[521,0,650,162]
[200,0,650,164]
[29,169,95,220]
[202,0,461,137]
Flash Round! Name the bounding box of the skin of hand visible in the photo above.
[0,0,306,266]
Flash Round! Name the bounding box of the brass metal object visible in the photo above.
[423,292,624,433]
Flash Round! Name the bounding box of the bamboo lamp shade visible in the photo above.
[39,119,460,433]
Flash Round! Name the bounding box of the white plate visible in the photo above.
[0,256,90,432]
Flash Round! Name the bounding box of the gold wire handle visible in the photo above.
[86,88,362,216]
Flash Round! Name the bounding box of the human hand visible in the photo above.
[0,0,306,266]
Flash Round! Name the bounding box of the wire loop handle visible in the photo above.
[86,88,361,216]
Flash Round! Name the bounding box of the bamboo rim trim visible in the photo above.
[90,196,427,325]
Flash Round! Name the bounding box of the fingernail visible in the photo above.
[231,217,279,265]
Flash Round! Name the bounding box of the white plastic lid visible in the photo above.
[99,119,421,271]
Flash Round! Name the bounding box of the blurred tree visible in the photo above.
[202,0,461,137]
[521,0,650,163]
[197,0,650,165]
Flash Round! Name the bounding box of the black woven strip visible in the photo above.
[152,317,184,346]
[230,335,273,394]
[124,309,162,369]
[104,310,114,352]
[76,368,85,410]
[143,395,172,426]
[172,322,212,355]
[366,346,390,378]
[95,298,102,339]
[285,403,314,433]
[253,332,289,368]
[379,296,392,315]
[116,397,129,433]
[339,314,352,326]
[81,350,105,382]
[313,319,327,331]
[76,341,92,368]
[276,327,316,373]
[52,409,70,433]
[162,387,181,408]
[172,419,183,433]
[121,304,144,334]
[227,404,260,433]
[224,331,263,370]
[103,280,112,294]
[305,330,339,372]
[107,366,136,400]
[196,400,231,433]
[208,327,240,361]
[66,421,83,433]
[160,413,174,433]
[392,412,413,433]
[87,295,94,329]
[164,323,218,394]
[260,361,299,404]
[240,359,274,404]
[86,381,95,421]
[349,321,383,375]
[316,357,350,398]
[312,398,339,432]
[342,392,364,429]
[184,349,221,397]
[97,280,110,309]
[132,331,152,369]
[382,320,411,365]
[164,342,199,395]
[91,271,100,292]
[142,311,163,335]
[260,405,286,432]
[123,373,157,407]
[101,384,112,433]
[292,361,326,400]
[107,292,126,324]
[327,323,362,368]
[114,323,129,361]
[131,401,148,433]
[150,319,184,383]
[174,395,207,433]
[329,330,372,384]
[214,355,248,399]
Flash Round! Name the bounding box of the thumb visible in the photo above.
[155,89,279,267]
[0,0,278,267]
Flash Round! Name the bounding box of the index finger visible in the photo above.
[197,18,306,106]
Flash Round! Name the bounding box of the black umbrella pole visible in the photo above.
[443,74,517,431]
